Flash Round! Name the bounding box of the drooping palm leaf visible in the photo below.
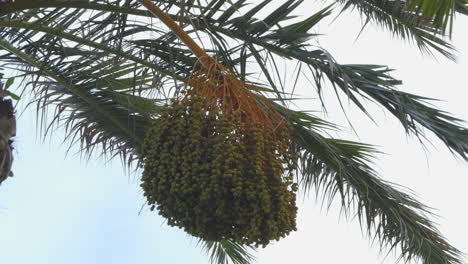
[335,0,460,36]
[279,104,463,263]
[199,239,256,264]
[455,0,468,14]
[336,0,457,60]
[194,5,468,160]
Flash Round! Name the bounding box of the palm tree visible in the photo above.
[0,0,467,263]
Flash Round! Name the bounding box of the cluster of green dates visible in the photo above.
[141,95,298,247]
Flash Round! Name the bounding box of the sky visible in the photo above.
[0,1,467,264]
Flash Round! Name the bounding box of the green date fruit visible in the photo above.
[141,95,298,247]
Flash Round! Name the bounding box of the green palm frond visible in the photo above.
[199,239,256,264]
[284,108,463,263]
[0,0,456,57]
[313,61,468,160]
[455,0,468,14]
[195,11,468,160]
[335,0,458,34]
[0,39,147,162]
[336,0,456,60]
[336,64,468,160]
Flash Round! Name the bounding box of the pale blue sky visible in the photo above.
[0,108,205,263]
[1,1,467,264]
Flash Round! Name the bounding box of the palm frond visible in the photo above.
[455,0,468,14]
[310,58,468,160]
[199,239,256,264]
[336,0,458,35]
[195,16,468,160]
[336,0,456,60]
[154,3,462,166]
[284,106,464,264]
[0,0,460,59]
[0,38,150,163]
[336,63,468,160]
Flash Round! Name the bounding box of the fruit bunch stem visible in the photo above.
[137,0,214,69]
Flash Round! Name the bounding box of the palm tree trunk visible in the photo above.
[0,97,15,184]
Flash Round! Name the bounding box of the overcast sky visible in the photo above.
[0,1,467,264]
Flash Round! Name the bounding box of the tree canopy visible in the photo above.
[0,0,467,263]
